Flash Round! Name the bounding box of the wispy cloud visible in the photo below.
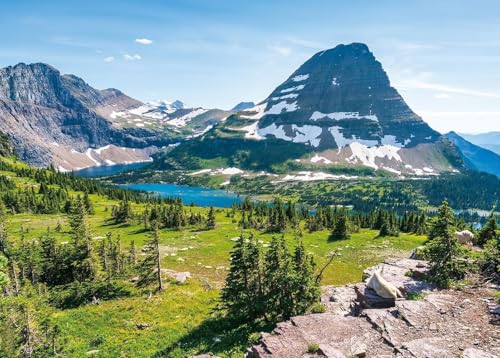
[103,56,115,63]
[268,45,292,56]
[434,93,451,99]
[286,37,326,50]
[135,38,153,45]
[416,111,500,134]
[123,54,142,61]
[397,79,500,99]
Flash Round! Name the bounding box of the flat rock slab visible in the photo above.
[248,258,500,358]
[249,314,392,358]
[322,285,359,315]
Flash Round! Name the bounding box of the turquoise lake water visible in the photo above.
[74,162,243,207]
[120,183,243,208]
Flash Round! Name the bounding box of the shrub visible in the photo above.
[309,302,326,314]
[307,342,320,353]
[406,292,426,301]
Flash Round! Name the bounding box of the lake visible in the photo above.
[73,162,150,177]
[120,183,243,208]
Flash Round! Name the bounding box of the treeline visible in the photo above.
[229,197,427,238]
[110,198,216,230]
[0,160,181,215]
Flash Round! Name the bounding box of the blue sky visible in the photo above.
[1,0,500,133]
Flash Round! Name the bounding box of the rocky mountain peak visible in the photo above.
[249,43,440,150]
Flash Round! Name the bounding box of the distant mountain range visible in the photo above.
[0,63,230,170]
[444,132,500,178]
[157,43,464,176]
[459,132,500,155]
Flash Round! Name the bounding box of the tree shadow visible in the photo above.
[152,313,273,357]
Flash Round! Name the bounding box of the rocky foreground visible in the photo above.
[246,258,500,358]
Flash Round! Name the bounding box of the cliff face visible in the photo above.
[255,43,440,150]
[0,63,167,169]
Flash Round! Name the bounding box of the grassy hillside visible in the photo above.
[0,157,426,357]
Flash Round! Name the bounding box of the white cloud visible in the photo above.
[286,37,326,50]
[135,38,153,45]
[269,45,292,56]
[397,79,500,99]
[123,54,142,61]
[416,111,500,134]
[103,56,115,63]
[434,93,451,99]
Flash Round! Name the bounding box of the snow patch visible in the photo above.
[270,93,299,101]
[239,122,264,140]
[280,84,305,93]
[275,171,358,182]
[347,143,402,169]
[310,111,378,122]
[240,102,267,120]
[267,101,298,114]
[291,74,310,82]
[310,154,332,164]
[258,124,322,147]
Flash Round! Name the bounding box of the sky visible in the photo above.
[1,0,500,134]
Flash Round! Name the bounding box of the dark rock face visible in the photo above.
[0,63,166,167]
[257,43,440,149]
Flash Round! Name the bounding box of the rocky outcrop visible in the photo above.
[0,63,168,169]
[247,258,500,358]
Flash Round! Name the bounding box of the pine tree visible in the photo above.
[68,198,99,282]
[425,200,467,287]
[220,235,248,318]
[477,215,497,247]
[128,240,137,268]
[291,240,320,315]
[330,210,350,241]
[207,206,216,229]
[137,220,163,292]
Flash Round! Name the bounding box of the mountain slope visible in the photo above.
[159,43,462,176]
[0,63,230,171]
[445,131,500,177]
[0,63,172,170]
[460,132,500,155]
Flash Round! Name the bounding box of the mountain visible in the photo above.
[0,63,229,171]
[231,102,255,111]
[108,99,231,134]
[459,132,500,155]
[158,43,463,176]
[445,132,500,178]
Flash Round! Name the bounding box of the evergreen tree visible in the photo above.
[220,236,248,318]
[207,206,216,229]
[477,215,497,247]
[68,198,99,282]
[330,210,350,241]
[425,200,467,287]
[128,240,137,268]
[291,240,320,315]
[137,220,163,292]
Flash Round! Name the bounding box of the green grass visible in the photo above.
[2,165,426,357]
